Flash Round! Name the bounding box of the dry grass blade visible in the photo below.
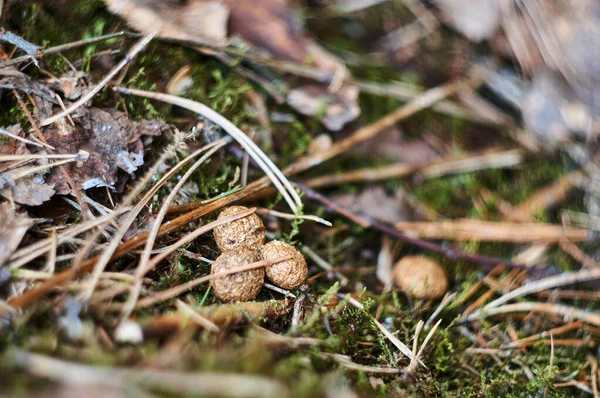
[0,151,88,162]
[0,31,126,69]
[40,33,156,126]
[175,300,220,333]
[8,207,131,270]
[478,267,600,313]
[0,126,47,148]
[465,302,600,327]
[344,294,418,364]
[119,141,225,322]
[11,350,288,398]
[114,86,302,213]
[304,148,522,188]
[80,139,223,302]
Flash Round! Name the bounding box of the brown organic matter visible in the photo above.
[210,247,264,302]
[393,255,448,300]
[213,205,265,251]
[259,240,307,289]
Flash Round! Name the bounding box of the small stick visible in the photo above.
[0,126,47,148]
[0,150,88,162]
[477,267,600,313]
[0,31,126,69]
[255,207,332,227]
[0,28,42,66]
[175,300,220,333]
[40,33,155,126]
[297,183,522,271]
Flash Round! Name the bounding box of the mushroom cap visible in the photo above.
[259,240,307,289]
[210,247,265,302]
[392,255,448,300]
[213,206,266,252]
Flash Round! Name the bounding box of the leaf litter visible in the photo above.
[0,0,600,397]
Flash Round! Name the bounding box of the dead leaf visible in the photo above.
[104,0,360,130]
[43,107,170,195]
[104,0,230,43]
[354,127,441,164]
[332,186,410,224]
[287,84,360,131]
[0,201,33,267]
[0,140,56,206]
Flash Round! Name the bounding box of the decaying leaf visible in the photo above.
[43,107,170,195]
[0,202,33,267]
[0,139,56,206]
[332,186,410,224]
[0,69,171,199]
[104,0,360,130]
[45,71,89,101]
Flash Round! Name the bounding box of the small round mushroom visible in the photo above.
[210,247,265,302]
[393,255,448,300]
[213,206,266,252]
[259,240,307,289]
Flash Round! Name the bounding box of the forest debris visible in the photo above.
[43,107,169,194]
[0,141,55,206]
[434,0,501,41]
[105,0,361,130]
[166,65,193,96]
[505,170,586,222]
[11,349,289,398]
[394,219,588,243]
[333,187,410,224]
[0,28,43,66]
[141,300,290,339]
[0,202,33,268]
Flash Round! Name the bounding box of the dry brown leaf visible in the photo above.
[104,0,360,130]
[0,202,33,268]
[43,107,170,195]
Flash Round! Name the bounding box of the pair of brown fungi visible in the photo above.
[210,206,307,302]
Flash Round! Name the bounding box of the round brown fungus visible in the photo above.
[259,240,307,289]
[392,255,448,300]
[213,206,266,252]
[210,247,265,303]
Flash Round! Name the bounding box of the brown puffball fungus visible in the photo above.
[213,206,265,252]
[259,240,307,289]
[393,255,448,300]
[210,247,265,303]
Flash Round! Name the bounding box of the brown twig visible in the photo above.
[297,183,524,271]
